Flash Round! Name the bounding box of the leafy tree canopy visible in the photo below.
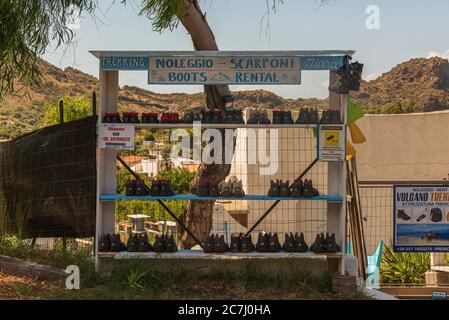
[43,96,91,126]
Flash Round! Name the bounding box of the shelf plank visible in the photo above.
[98,250,343,261]
[100,194,344,202]
[102,123,320,130]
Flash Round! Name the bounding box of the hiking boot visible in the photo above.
[160,113,171,123]
[268,233,282,252]
[150,180,161,197]
[110,113,122,123]
[211,110,224,124]
[247,109,260,124]
[230,234,242,253]
[221,181,233,198]
[232,180,245,198]
[202,109,213,124]
[397,209,411,221]
[233,109,245,124]
[302,180,319,198]
[241,235,256,253]
[325,233,339,253]
[138,233,152,252]
[110,234,125,252]
[214,235,228,253]
[296,108,310,125]
[197,179,210,197]
[256,233,269,253]
[160,180,174,197]
[142,113,159,124]
[309,108,319,124]
[209,182,221,198]
[154,234,166,253]
[126,180,137,197]
[182,111,194,124]
[295,233,309,253]
[349,62,364,91]
[103,113,112,123]
[123,113,139,123]
[331,110,342,124]
[291,179,303,198]
[311,233,326,254]
[283,233,297,253]
[99,234,111,252]
[273,110,283,124]
[127,234,139,252]
[320,110,332,124]
[268,180,281,197]
[203,235,215,253]
[279,180,290,198]
[122,113,131,123]
[192,111,202,123]
[136,179,149,196]
[283,111,295,124]
[166,234,178,253]
[224,109,235,124]
[329,65,351,94]
[259,110,271,125]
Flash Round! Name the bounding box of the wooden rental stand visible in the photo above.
[91,50,353,274]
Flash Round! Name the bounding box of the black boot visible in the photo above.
[309,108,319,124]
[303,180,319,198]
[291,179,303,198]
[154,234,167,253]
[320,110,333,124]
[273,111,283,124]
[221,181,233,198]
[230,234,242,253]
[331,110,342,124]
[311,233,326,254]
[247,109,260,124]
[136,179,149,196]
[295,233,309,253]
[182,111,194,124]
[197,179,210,197]
[138,234,152,252]
[126,180,137,197]
[325,233,339,253]
[283,233,296,253]
[296,108,310,125]
[268,233,282,252]
[203,235,215,254]
[166,234,178,253]
[127,234,139,253]
[110,234,125,253]
[209,182,221,198]
[214,235,228,253]
[259,110,271,125]
[241,234,255,253]
[329,64,351,94]
[99,234,111,252]
[279,180,291,197]
[268,180,281,197]
[160,180,174,197]
[283,111,294,124]
[256,233,269,253]
[151,180,161,197]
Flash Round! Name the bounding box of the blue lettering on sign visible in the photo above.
[301,56,345,70]
[101,57,149,70]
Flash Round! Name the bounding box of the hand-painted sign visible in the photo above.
[101,57,149,71]
[394,185,449,252]
[318,125,346,162]
[98,124,135,150]
[301,56,345,71]
[148,56,301,85]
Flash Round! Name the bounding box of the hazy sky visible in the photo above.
[43,0,449,99]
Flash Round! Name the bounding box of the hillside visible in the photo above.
[1,56,449,139]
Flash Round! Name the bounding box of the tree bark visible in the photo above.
[176,0,233,249]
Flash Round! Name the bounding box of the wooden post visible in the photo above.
[59,100,64,124]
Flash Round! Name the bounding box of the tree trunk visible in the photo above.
[176,0,233,249]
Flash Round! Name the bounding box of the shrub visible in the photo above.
[380,244,430,284]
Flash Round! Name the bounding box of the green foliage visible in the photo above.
[379,102,404,114]
[0,0,97,99]
[380,244,430,284]
[139,0,185,32]
[43,96,92,126]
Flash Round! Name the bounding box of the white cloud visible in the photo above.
[428,49,449,59]
[363,73,378,81]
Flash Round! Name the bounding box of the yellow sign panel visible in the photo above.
[325,131,340,146]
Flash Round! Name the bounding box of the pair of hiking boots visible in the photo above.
[154,234,178,253]
[126,179,150,197]
[161,113,180,124]
[182,111,202,124]
[329,61,364,94]
[127,233,153,252]
[202,109,224,124]
[283,233,309,253]
[196,179,221,197]
[221,179,245,198]
[273,111,295,125]
[142,113,160,124]
[203,234,230,253]
[224,108,245,124]
[99,234,127,253]
[320,110,342,124]
[230,233,256,253]
[247,109,271,125]
[103,113,122,123]
[256,233,282,253]
[310,233,340,254]
[150,180,175,197]
[296,108,319,125]
[268,179,320,199]
[122,112,140,123]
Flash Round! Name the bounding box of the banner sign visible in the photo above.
[394,185,449,252]
[101,57,149,71]
[98,124,135,150]
[301,56,345,71]
[148,56,301,85]
[318,125,346,162]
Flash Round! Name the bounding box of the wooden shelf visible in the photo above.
[101,123,320,130]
